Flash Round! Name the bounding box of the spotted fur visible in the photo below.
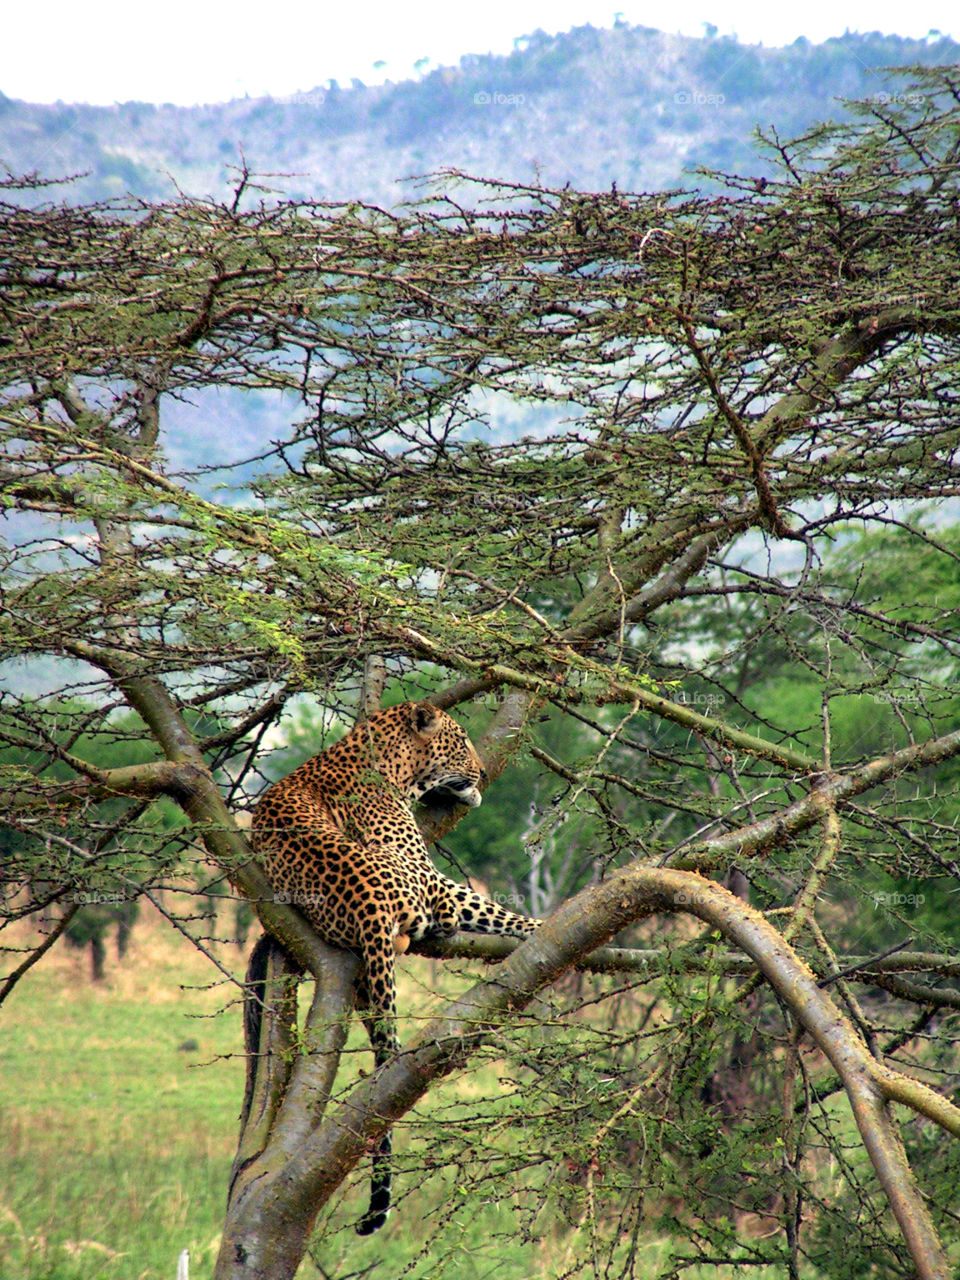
[252,699,538,1233]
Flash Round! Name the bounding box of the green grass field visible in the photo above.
[1,908,249,1279]
[4,904,957,1280]
[1,907,588,1280]
[10,905,828,1280]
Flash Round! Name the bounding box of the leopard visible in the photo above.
[249,699,539,1234]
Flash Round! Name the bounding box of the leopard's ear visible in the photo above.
[409,700,441,739]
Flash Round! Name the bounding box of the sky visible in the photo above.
[3,0,956,106]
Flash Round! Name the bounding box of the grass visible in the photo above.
[1,905,822,1280]
[1,907,246,1280]
[0,907,581,1280]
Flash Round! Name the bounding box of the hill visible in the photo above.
[1,24,958,205]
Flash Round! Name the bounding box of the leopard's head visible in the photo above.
[400,701,487,808]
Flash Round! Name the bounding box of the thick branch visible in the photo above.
[666,725,960,871]
[237,867,955,1280]
[416,934,960,984]
[1,759,202,812]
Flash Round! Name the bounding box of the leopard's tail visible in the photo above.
[356,1130,392,1235]
[239,931,277,1131]
[229,932,303,1202]
[228,933,279,1200]
[355,1003,398,1235]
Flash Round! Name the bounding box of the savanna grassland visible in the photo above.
[1,906,247,1279]
[2,907,624,1280]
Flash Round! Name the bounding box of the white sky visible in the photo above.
[3,0,956,106]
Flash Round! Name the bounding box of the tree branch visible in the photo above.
[231,867,957,1280]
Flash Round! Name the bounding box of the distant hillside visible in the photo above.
[1,24,958,206]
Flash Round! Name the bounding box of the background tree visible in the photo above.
[2,68,960,1280]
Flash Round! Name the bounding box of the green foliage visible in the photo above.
[4,71,960,1280]
[0,702,189,976]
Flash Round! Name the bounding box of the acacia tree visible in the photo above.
[2,69,960,1280]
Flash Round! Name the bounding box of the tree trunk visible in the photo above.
[213,864,960,1280]
[90,932,106,981]
[214,944,359,1280]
